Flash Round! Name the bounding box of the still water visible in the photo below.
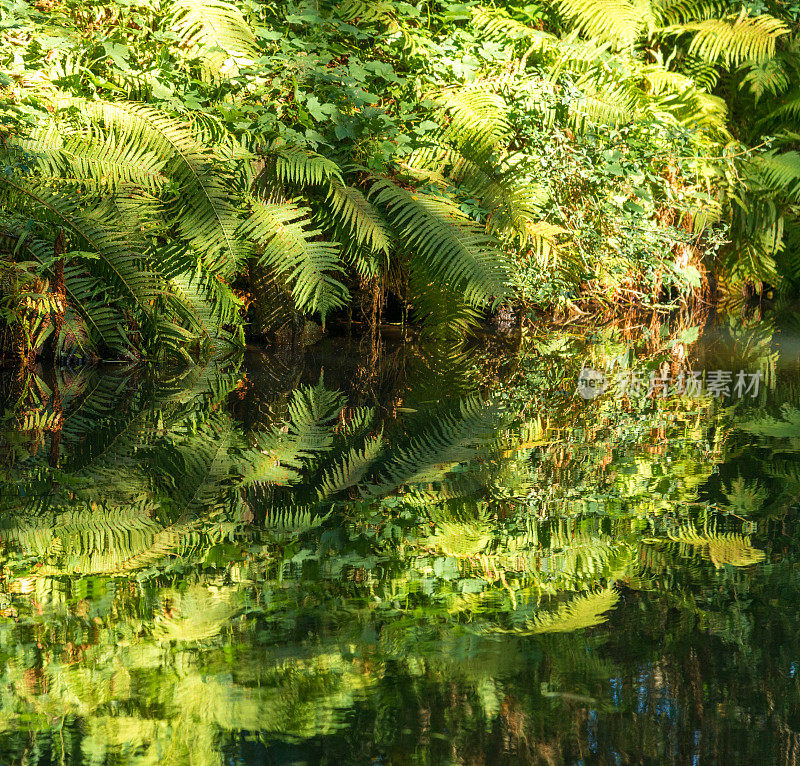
[0,314,799,765]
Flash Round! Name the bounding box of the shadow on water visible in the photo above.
[0,316,799,764]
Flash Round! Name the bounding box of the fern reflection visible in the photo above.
[0,324,796,764]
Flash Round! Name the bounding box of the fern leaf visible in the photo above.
[363,397,503,494]
[71,99,244,276]
[238,197,348,319]
[0,175,158,326]
[169,0,259,80]
[369,177,510,306]
[317,433,383,499]
[327,180,392,256]
[678,12,789,67]
[556,0,652,45]
[518,588,619,634]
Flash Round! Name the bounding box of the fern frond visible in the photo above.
[570,67,638,129]
[766,90,800,122]
[70,99,244,276]
[17,120,167,194]
[237,197,348,319]
[239,380,342,486]
[263,506,331,541]
[270,142,344,187]
[437,87,513,162]
[664,524,766,567]
[363,397,503,494]
[336,0,398,25]
[164,266,243,347]
[556,0,652,45]
[677,12,789,67]
[317,433,383,500]
[168,0,259,80]
[740,57,791,101]
[406,269,485,336]
[754,151,800,202]
[369,177,510,306]
[512,588,619,634]
[0,175,158,327]
[327,180,392,256]
[471,6,557,53]
[656,0,730,26]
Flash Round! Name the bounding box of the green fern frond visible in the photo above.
[17,120,167,194]
[720,476,768,516]
[676,54,721,90]
[437,87,512,162]
[284,379,344,454]
[327,180,392,256]
[270,142,344,187]
[238,380,343,486]
[263,506,331,540]
[570,67,638,129]
[317,434,383,500]
[0,175,158,328]
[740,403,800,440]
[369,177,510,306]
[525,588,619,633]
[471,6,557,53]
[165,266,243,347]
[168,0,259,80]
[664,524,766,567]
[336,0,398,25]
[238,197,348,319]
[754,151,800,202]
[406,269,485,336]
[677,12,789,67]
[556,0,652,45]
[656,0,731,26]
[70,99,244,276]
[61,263,127,352]
[767,90,800,122]
[740,57,791,100]
[363,397,503,494]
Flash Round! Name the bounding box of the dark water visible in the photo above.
[1,314,799,765]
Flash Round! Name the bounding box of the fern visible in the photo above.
[0,175,158,331]
[336,0,398,25]
[18,119,167,194]
[499,588,620,635]
[269,142,344,187]
[664,524,766,568]
[678,12,789,67]
[71,99,245,277]
[316,433,383,499]
[556,0,652,45]
[237,197,349,319]
[263,506,331,541]
[363,397,503,494]
[471,6,557,53]
[755,151,800,203]
[159,243,243,347]
[238,380,343,486]
[369,177,510,307]
[327,180,392,257]
[168,0,259,80]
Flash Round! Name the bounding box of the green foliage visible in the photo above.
[0,317,799,763]
[3,0,799,358]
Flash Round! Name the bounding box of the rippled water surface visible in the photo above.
[1,315,800,765]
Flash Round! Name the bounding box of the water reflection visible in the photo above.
[0,317,798,764]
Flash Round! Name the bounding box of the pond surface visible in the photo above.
[1,313,800,765]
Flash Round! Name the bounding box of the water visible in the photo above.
[0,314,799,765]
